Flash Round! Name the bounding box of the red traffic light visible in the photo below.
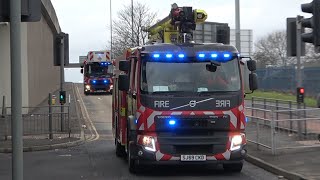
[299,88,305,94]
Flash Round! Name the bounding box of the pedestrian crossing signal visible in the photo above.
[59,91,66,105]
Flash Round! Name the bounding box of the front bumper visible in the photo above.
[131,144,247,166]
[85,84,113,93]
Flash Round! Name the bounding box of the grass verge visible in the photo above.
[245,90,317,107]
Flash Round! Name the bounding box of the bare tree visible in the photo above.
[108,2,157,58]
[253,30,289,68]
[253,30,320,68]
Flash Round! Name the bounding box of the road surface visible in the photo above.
[0,84,281,180]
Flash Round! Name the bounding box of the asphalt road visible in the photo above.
[0,85,280,180]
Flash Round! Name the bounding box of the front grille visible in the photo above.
[155,115,231,155]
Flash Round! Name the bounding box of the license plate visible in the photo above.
[180,155,206,161]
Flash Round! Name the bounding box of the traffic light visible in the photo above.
[0,0,41,22]
[59,91,66,105]
[297,87,305,104]
[301,0,320,46]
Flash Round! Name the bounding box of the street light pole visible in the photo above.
[110,0,113,59]
[10,0,23,179]
[235,0,241,52]
[131,0,134,47]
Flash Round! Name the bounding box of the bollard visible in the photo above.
[49,93,53,139]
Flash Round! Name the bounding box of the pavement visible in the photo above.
[0,82,83,153]
[245,99,320,180]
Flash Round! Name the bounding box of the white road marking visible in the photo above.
[76,86,100,142]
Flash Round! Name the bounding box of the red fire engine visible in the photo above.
[112,3,258,173]
[80,51,113,95]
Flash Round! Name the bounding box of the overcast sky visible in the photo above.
[51,0,311,82]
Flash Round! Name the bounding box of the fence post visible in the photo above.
[263,98,266,120]
[271,110,276,155]
[276,100,279,128]
[2,96,8,140]
[256,110,260,150]
[289,101,293,132]
[49,93,53,139]
[304,103,307,135]
[68,104,71,138]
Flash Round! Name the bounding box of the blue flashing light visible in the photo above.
[245,117,249,122]
[178,54,185,58]
[93,80,97,84]
[169,120,176,125]
[166,54,173,58]
[224,53,231,58]
[153,54,160,58]
[198,53,205,58]
[104,80,108,84]
[211,53,218,58]
[135,119,138,124]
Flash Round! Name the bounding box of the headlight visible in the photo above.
[85,85,90,90]
[142,136,156,152]
[230,134,244,151]
[110,85,113,89]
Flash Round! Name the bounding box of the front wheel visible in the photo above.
[223,161,243,172]
[115,139,125,158]
[128,142,140,174]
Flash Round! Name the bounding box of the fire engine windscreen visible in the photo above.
[84,62,113,77]
[141,60,241,93]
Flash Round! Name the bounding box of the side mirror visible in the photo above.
[118,74,129,91]
[249,73,258,91]
[247,60,257,71]
[80,69,83,74]
[119,60,130,72]
[206,64,217,72]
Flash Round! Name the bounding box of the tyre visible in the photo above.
[115,139,125,158]
[223,161,243,172]
[128,142,140,174]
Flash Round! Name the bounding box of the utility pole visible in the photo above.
[110,0,113,59]
[235,0,241,52]
[131,0,134,46]
[10,0,23,179]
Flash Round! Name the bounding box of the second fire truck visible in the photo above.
[80,51,114,95]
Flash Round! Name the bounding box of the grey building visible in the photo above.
[194,21,253,57]
[0,0,61,108]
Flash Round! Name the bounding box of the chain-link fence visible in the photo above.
[256,66,320,96]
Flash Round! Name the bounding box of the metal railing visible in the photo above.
[245,106,320,155]
[0,105,70,140]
